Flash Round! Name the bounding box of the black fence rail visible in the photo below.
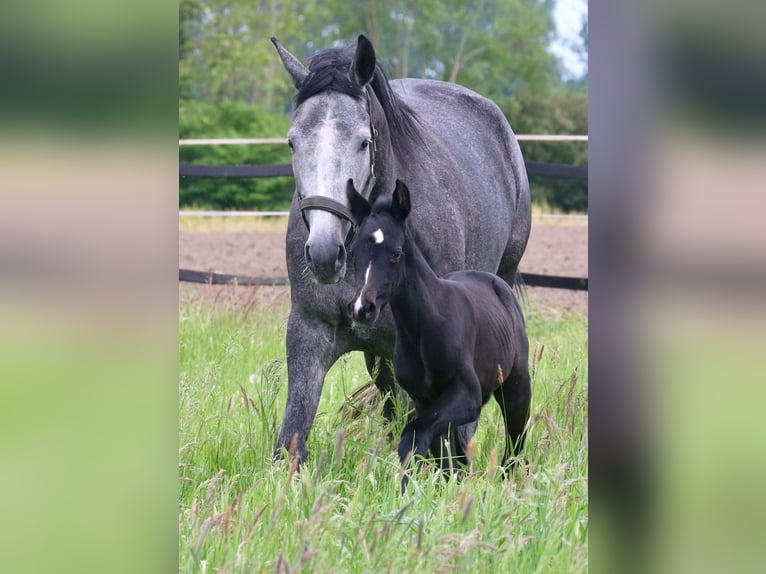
[180,161,588,181]
[179,269,587,291]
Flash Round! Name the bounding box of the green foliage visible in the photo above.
[179,101,294,210]
[179,0,588,212]
[179,297,587,572]
[179,0,333,108]
[517,89,589,212]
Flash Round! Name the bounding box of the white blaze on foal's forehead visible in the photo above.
[353,262,372,315]
[371,229,384,244]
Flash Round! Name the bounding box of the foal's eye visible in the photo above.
[390,249,402,263]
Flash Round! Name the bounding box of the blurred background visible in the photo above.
[2,0,766,572]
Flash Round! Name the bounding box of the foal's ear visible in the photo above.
[392,180,412,221]
[271,37,309,89]
[350,35,376,87]
[346,179,371,224]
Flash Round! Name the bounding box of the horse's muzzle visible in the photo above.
[304,240,347,284]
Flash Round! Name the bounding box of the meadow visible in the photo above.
[179,291,588,573]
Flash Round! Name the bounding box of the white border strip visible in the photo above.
[179,135,588,146]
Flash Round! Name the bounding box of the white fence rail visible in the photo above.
[179,135,588,146]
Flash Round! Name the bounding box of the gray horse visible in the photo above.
[271,35,531,463]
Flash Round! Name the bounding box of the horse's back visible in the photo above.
[392,79,531,280]
[392,79,510,143]
[391,79,524,177]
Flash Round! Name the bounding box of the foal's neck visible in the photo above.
[391,227,441,328]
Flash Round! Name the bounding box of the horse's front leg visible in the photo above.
[274,309,340,463]
[398,372,483,490]
[365,353,414,424]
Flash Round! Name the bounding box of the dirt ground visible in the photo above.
[179,219,587,316]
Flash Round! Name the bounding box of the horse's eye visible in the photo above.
[287,139,294,151]
[360,139,370,150]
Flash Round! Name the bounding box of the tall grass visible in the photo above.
[179,294,587,573]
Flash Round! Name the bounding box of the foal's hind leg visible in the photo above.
[493,364,531,468]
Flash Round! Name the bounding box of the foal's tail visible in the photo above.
[511,270,528,315]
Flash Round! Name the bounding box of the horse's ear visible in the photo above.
[392,180,411,221]
[350,35,376,87]
[271,37,309,89]
[346,179,371,224]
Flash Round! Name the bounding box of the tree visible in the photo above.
[179,101,294,209]
[179,0,588,212]
[517,88,588,212]
[179,0,336,110]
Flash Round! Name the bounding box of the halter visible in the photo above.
[298,93,378,246]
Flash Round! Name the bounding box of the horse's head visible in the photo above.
[346,179,411,324]
[273,35,380,284]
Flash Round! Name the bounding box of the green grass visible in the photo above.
[179,294,588,573]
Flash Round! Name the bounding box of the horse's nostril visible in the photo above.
[362,300,376,320]
[305,244,313,265]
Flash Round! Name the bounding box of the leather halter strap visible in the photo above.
[297,92,377,247]
[299,195,357,245]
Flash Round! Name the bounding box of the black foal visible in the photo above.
[346,179,531,490]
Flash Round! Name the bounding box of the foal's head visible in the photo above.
[346,179,412,324]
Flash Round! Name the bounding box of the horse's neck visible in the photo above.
[368,97,397,201]
[391,229,441,332]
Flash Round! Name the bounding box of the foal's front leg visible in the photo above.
[429,420,478,475]
[398,371,483,489]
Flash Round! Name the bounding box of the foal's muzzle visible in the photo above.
[349,290,378,323]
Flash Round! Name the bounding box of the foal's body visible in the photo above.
[393,268,530,462]
[348,180,531,481]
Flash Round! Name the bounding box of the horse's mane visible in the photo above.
[295,42,426,158]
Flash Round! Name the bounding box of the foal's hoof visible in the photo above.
[504,456,529,477]
[400,473,410,494]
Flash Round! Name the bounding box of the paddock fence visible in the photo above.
[179,136,588,291]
